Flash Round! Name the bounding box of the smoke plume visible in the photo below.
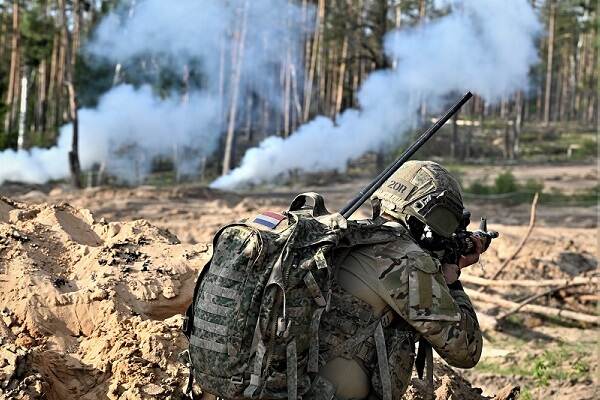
[0,0,310,185]
[212,0,540,189]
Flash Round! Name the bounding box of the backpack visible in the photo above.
[183,192,398,399]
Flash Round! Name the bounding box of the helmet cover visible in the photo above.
[372,160,464,238]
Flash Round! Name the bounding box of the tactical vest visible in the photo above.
[314,268,418,400]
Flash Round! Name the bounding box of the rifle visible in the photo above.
[340,92,473,219]
[339,91,498,262]
[442,211,499,265]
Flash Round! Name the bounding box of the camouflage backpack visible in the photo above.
[183,192,398,399]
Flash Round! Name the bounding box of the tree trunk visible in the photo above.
[17,69,28,150]
[222,0,249,176]
[36,59,48,135]
[56,0,70,130]
[418,0,427,122]
[47,33,59,136]
[282,50,291,137]
[574,34,585,122]
[512,91,524,159]
[334,37,348,117]
[543,0,555,125]
[66,82,81,188]
[290,63,302,131]
[451,111,459,160]
[464,126,472,160]
[244,95,253,141]
[0,12,7,62]
[303,0,325,122]
[4,0,20,135]
[503,124,511,160]
[218,35,227,129]
[71,0,81,69]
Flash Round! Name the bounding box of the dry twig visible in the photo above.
[462,274,599,287]
[465,288,600,325]
[486,192,539,284]
[495,282,583,321]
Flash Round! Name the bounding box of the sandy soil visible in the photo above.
[0,164,597,399]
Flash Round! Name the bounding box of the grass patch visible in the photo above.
[464,170,598,206]
[519,130,597,161]
[474,342,592,389]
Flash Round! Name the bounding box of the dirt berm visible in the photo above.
[0,197,510,400]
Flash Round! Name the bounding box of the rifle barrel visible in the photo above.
[340,91,473,219]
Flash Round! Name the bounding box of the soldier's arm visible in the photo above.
[377,250,483,368]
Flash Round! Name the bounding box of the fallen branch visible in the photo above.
[462,274,599,288]
[465,288,600,325]
[496,282,582,321]
[578,294,600,302]
[488,192,539,282]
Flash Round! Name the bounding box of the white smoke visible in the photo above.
[1,85,221,184]
[212,0,541,189]
[0,0,310,185]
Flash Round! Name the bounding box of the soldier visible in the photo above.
[315,160,485,399]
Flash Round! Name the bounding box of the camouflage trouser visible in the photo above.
[302,375,338,400]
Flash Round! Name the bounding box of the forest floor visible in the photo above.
[0,162,597,399]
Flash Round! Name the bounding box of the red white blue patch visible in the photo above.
[253,211,286,229]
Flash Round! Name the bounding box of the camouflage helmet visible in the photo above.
[372,160,464,238]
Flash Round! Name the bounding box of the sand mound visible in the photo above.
[0,197,209,399]
[0,196,513,399]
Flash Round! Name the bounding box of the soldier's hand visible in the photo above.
[458,235,485,269]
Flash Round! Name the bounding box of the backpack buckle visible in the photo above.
[230,376,244,385]
[182,316,189,334]
[277,317,292,338]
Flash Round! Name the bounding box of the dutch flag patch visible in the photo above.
[253,211,286,229]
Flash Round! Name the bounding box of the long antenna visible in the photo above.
[340,91,473,219]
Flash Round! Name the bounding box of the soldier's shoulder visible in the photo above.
[377,235,439,274]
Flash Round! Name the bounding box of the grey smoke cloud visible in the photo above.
[212,0,541,189]
[0,0,310,185]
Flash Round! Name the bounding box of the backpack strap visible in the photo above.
[287,339,298,400]
[322,308,395,361]
[374,322,392,400]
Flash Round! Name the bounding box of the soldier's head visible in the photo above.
[371,160,464,240]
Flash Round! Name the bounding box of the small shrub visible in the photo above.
[573,138,597,158]
[494,171,518,194]
[523,178,544,193]
[468,180,491,195]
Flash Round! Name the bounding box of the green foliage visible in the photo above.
[519,129,597,161]
[573,138,598,158]
[523,178,544,194]
[467,180,492,195]
[493,171,518,194]
[467,171,542,197]
[519,389,533,400]
[20,4,55,67]
[74,54,115,108]
[474,342,592,390]
[466,170,597,206]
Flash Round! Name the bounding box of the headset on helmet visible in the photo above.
[371,160,464,238]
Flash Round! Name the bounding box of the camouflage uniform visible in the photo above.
[314,161,483,400]
[315,219,482,399]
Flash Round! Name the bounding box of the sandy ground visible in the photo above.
[0,163,597,399]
